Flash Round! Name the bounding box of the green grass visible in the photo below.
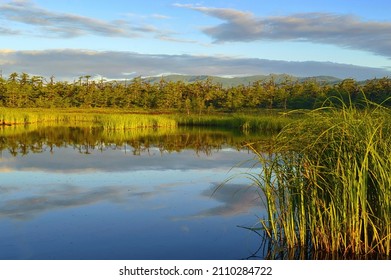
[0,107,177,129]
[0,107,293,134]
[175,112,292,133]
[244,98,391,258]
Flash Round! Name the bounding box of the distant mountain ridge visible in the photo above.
[142,74,342,87]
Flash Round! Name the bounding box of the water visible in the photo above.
[0,126,266,260]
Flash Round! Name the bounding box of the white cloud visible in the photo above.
[176,4,391,59]
[0,0,172,39]
[1,49,390,80]
[0,26,20,35]
[151,13,171,20]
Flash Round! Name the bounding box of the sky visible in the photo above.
[1,0,391,81]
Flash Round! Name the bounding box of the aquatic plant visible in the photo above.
[175,113,292,133]
[246,98,391,258]
[1,107,294,135]
[0,108,177,129]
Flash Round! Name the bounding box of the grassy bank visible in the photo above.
[0,107,292,133]
[247,100,391,258]
[175,112,293,133]
[0,107,177,129]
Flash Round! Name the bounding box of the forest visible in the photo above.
[1,72,391,112]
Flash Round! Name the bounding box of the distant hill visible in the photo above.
[142,74,342,87]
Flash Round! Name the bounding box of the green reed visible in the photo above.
[175,113,291,133]
[1,107,292,135]
[246,99,391,257]
[0,107,177,129]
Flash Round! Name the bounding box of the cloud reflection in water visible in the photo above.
[0,137,264,259]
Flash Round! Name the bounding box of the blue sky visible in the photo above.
[1,0,391,80]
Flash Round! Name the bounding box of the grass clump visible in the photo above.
[0,107,177,129]
[176,113,291,134]
[1,107,294,135]
[247,98,391,258]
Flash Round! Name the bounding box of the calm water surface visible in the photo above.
[0,126,266,260]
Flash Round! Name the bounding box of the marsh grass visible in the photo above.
[175,113,291,133]
[1,107,292,134]
[0,107,177,129]
[245,98,391,258]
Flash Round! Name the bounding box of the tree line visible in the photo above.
[1,72,391,112]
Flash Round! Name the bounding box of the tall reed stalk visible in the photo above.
[176,113,291,133]
[247,98,391,258]
[0,108,177,129]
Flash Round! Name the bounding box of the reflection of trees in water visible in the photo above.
[0,126,270,156]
